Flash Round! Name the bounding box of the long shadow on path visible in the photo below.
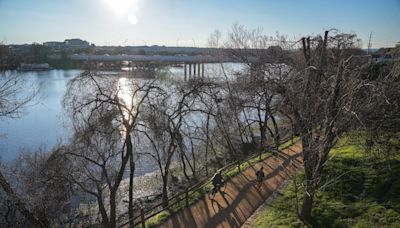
[157,142,303,228]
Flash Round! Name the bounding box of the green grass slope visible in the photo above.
[251,136,400,228]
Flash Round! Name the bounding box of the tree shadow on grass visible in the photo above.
[309,157,400,227]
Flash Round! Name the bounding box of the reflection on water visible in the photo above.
[117,77,136,124]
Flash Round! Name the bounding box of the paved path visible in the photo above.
[157,142,303,228]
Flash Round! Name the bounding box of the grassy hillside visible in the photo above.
[250,136,400,228]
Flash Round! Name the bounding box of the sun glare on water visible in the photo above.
[117,77,136,122]
[104,0,139,25]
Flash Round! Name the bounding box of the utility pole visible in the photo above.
[367,32,372,54]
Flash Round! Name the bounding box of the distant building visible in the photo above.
[43,41,65,49]
[19,63,50,71]
[42,39,91,50]
[10,44,32,54]
[370,48,400,63]
[64,39,89,49]
[371,54,400,63]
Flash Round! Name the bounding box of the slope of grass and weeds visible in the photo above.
[251,134,400,228]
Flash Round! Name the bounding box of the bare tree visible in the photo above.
[221,24,292,152]
[0,69,45,227]
[138,81,203,207]
[0,72,38,119]
[0,170,49,227]
[194,81,224,174]
[194,77,253,171]
[361,62,400,169]
[207,29,222,49]
[0,147,73,227]
[63,71,156,227]
[64,121,125,227]
[277,31,377,221]
[0,191,19,228]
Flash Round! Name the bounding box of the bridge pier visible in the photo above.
[189,64,192,79]
[183,63,206,81]
[193,63,196,79]
[184,63,187,81]
[202,63,205,78]
[198,63,201,79]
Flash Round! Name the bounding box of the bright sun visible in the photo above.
[104,0,134,15]
[104,0,139,25]
[128,13,138,25]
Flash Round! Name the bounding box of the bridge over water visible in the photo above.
[69,54,259,79]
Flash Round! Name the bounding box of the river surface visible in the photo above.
[0,70,80,162]
[0,64,242,165]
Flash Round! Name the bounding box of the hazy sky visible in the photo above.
[0,0,399,47]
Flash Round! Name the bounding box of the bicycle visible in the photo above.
[208,181,227,200]
[255,177,264,190]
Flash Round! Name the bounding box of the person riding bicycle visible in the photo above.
[256,166,265,190]
[211,170,224,192]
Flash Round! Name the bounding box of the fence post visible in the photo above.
[185,188,189,207]
[141,208,145,228]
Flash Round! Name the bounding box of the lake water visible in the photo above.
[0,63,243,165]
[0,70,80,162]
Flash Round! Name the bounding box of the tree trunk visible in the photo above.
[127,134,135,228]
[300,184,315,222]
[180,151,190,182]
[0,171,49,228]
[205,140,209,176]
[97,190,110,228]
[260,123,267,147]
[184,147,197,180]
[299,136,317,223]
[260,108,268,148]
[270,114,280,150]
[260,121,267,160]
[205,113,211,176]
[161,173,169,208]
[5,200,13,228]
[109,191,117,228]
[190,142,197,179]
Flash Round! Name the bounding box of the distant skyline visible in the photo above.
[0,0,399,48]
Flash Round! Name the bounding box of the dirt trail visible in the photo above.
[157,142,303,228]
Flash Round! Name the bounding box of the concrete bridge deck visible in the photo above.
[69,54,257,63]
